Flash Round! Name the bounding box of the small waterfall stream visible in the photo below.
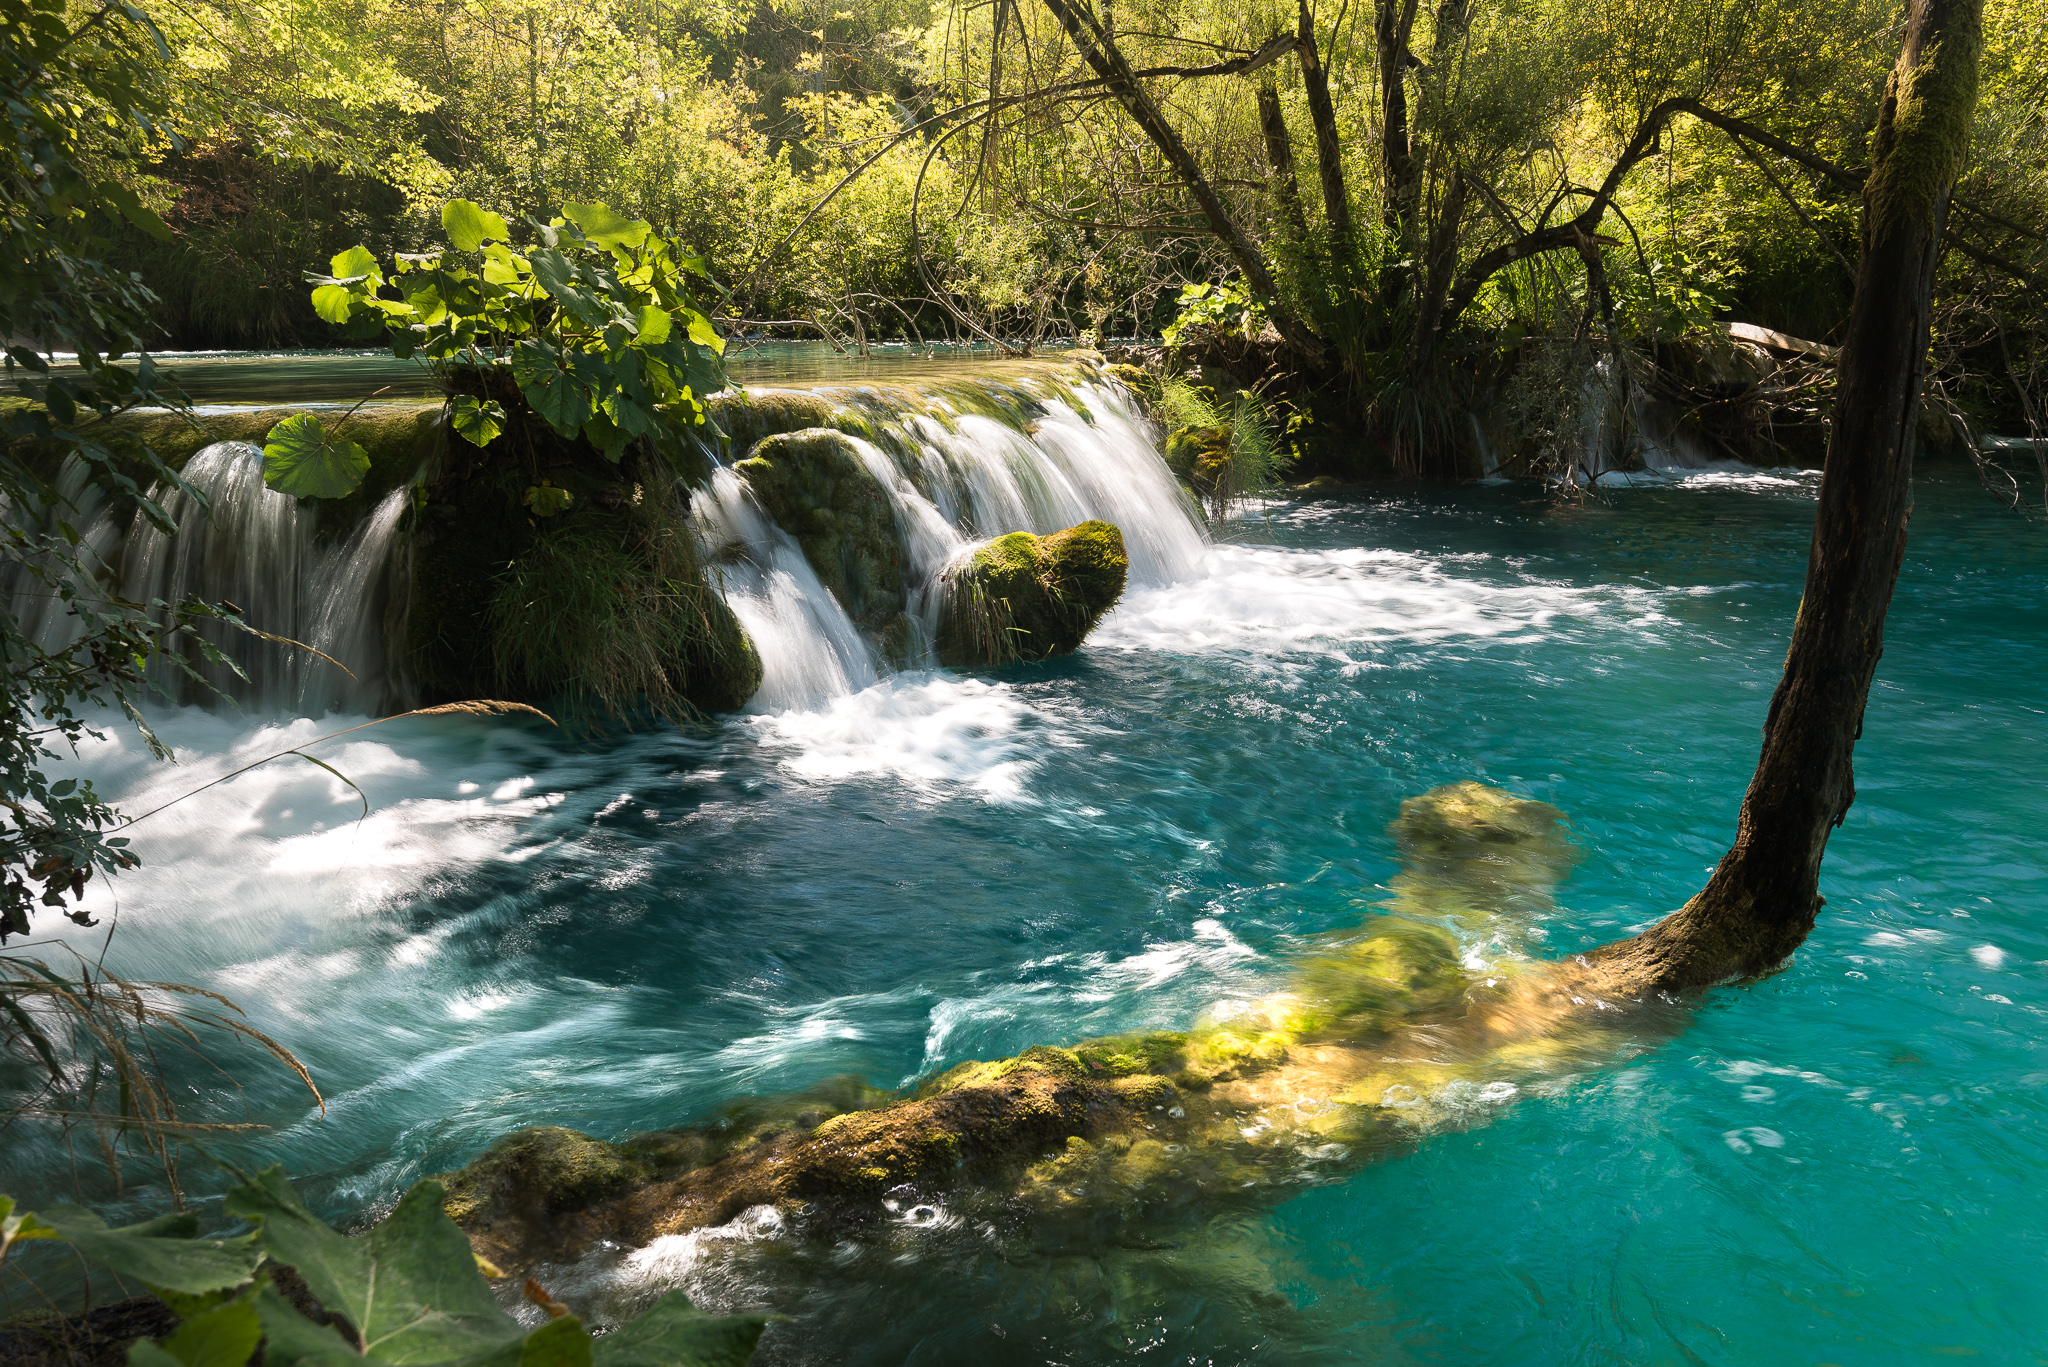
[14,369,1207,719]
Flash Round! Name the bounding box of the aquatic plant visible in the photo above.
[0,1168,762,1366]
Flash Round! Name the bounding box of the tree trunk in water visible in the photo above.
[1584,0,1982,994]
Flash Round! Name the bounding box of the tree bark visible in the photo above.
[1037,0,1282,301]
[1258,82,1312,246]
[1583,0,1983,993]
[1374,0,1423,251]
[1296,1,1353,243]
[1039,0,1328,359]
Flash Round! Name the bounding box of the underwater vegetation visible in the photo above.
[437,781,1674,1277]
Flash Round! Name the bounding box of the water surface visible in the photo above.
[20,466,2048,1366]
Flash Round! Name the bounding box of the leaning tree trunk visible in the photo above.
[1585,0,1982,993]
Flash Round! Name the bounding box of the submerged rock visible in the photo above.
[439,780,1657,1278]
[934,521,1128,666]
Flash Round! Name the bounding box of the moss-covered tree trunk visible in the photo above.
[1586,0,1983,992]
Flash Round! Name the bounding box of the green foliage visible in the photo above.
[487,500,757,726]
[0,0,264,945]
[1161,282,1268,347]
[310,199,727,465]
[260,413,372,499]
[0,1171,765,1367]
[1156,378,1292,517]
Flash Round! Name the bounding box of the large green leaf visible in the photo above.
[589,1291,765,1367]
[329,245,381,283]
[634,306,671,346]
[136,1293,265,1367]
[225,1169,525,1366]
[562,203,650,250]
[442,200,509,253]
[262,413,371,499]
[34,1205,261,1296]
[452,395,506,448]
[310,284,360,325]
[513,340,594,435]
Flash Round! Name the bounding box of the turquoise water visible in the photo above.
[21,465,2048,1364]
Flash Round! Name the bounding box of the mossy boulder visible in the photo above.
[708,388,839,457]
[1162,424,1231,499]
[441,1125,645,1226]
[734,426,914,647]
[934,521,1128,666]
[1103,362,1163,410]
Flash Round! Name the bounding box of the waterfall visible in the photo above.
[702,376,1208,712]
[11,442,411,716]
[18,369,1205,720]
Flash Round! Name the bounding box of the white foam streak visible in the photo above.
[1095,543,1674,662]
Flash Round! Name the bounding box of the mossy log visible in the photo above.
[933,521,1129,667]
[441,781,1662,1274]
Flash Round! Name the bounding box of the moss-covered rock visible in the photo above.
[1162,425,1231,499]
[407,382,760,717]
[734,426,917,651]
[934,520,1128,666]
[441,1125,645,1226]
[708,389,839,457]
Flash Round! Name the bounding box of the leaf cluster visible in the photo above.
[1,1168,763,1367]
[310,200,728,467]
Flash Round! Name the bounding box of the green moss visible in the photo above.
[934,520,1129,666]
[1073,1030,1189,1077]
[1286,918,1469,1038]
[735,427,906,634]
[409,400,759,716]
[439,1125,646,1227]
[708,389,838,456]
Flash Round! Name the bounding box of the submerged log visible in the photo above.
[443,781,1675,1274]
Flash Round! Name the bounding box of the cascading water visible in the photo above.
[693,374,1207,712]
[10,442,411,715]
[18,370,1206,720]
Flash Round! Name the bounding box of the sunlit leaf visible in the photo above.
[562,202,650,250]
[261,414,371,500]
[329,245,380,283]
[680,309,723,355]
[453,395,505,448]
[635,306,671,346]
[442,199,509,252]
[310,285,359,325]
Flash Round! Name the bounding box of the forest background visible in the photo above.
[76,0,2046,476]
